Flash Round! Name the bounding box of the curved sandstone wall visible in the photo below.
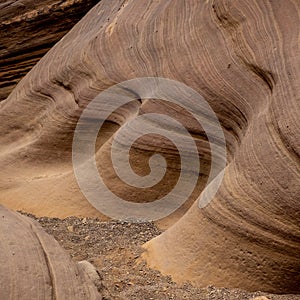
[0,0,100,101]
[0,205,102,299]
[0,0,299,293]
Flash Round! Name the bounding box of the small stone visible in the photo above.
[78,260,100,284]
[67,225,73,232]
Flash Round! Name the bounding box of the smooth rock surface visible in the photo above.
[0,205,102,299]
[0,0,299,294]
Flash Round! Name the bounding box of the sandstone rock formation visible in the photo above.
[0,205,102,299]
[0,0,299,294]
[0,0,100,101]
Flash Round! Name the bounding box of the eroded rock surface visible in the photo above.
[0,0,100,101]
[0,0,299,294]
[0,205,102,299]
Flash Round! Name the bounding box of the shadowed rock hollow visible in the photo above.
[0,0,299,294]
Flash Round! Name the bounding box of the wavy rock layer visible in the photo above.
[0,205,101,299]
[0,0,100,101]
[0,0,299,293]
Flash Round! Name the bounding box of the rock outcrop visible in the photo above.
[0,0,100,101]
[0,0,299,294]
[0,205,102,299]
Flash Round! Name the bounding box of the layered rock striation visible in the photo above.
[0,205,102,299]
[0,0,100,101]
[0,0,299,293]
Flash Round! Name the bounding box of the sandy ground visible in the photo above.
[21,213,300,300]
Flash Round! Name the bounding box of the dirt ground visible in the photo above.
[21,213,300,300]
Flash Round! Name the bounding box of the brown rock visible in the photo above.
[0,0,100,101]
[0,205,102,299]
[0,0,299,294]
[67,225,74,232]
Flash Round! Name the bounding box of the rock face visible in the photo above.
[0,205,102,299]
[0,0,100,101]
[0,0,299,294]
